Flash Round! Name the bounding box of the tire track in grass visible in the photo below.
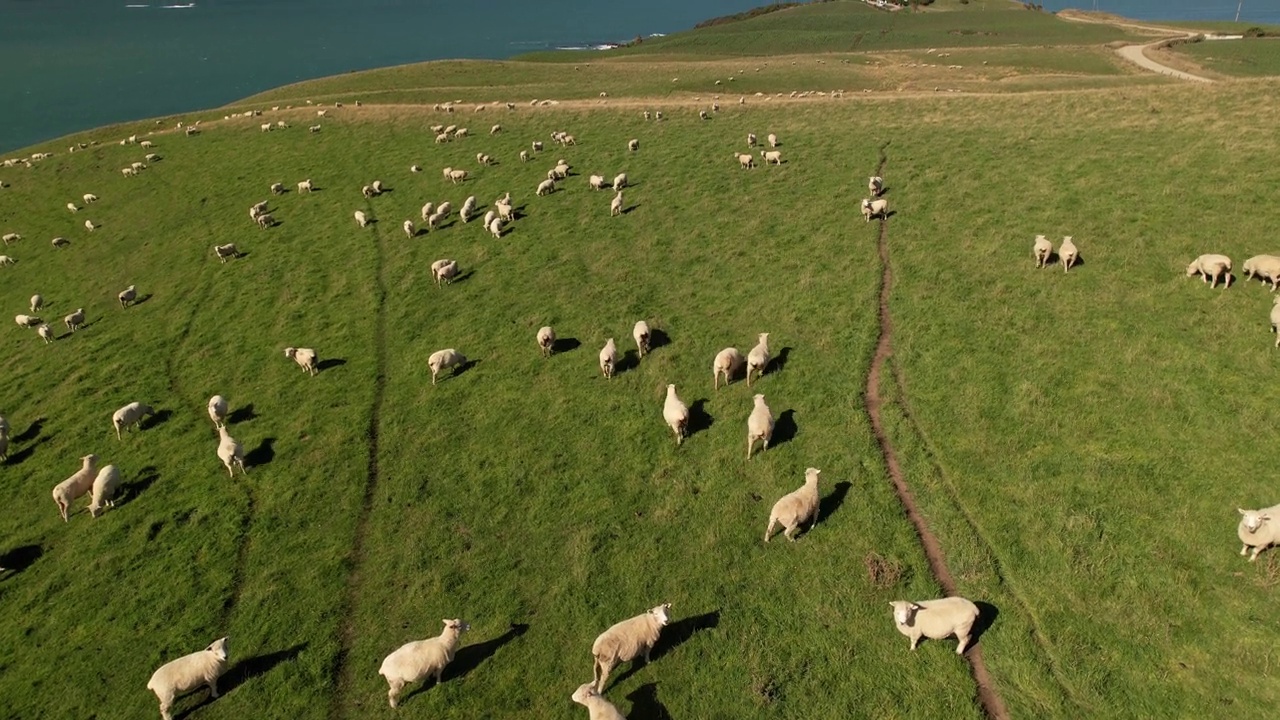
[329,207,389,719]
[863,143,1011,720]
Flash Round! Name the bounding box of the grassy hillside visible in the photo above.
[1171,38,1280,77]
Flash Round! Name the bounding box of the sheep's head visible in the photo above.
[861,199,872,210]
[571,682,599,706]
[649,603,672,626]
[1239,508,1271,533]
[82,453,98,466]
[1186,262,1199,277]
[207,637,229,661]
[284,347,297,359]
[806,468,821,484]
[890,601,922,626]
[442,618,470,635]
[758,332,770,344]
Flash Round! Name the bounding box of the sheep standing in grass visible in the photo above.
[571,683,627,720]
[628,138,639,152]
[497,202,514,222]
[378,619,470,708]
[747,133,757,146]
[431,259,459,286]
[599,339,617,379]
[869,175,884,196]
[537,326,556,357]
[449,169,468,184]
[765,467,821,541]
[612,173,627,191]
[147,637,229,720]
[255,213,274,229]
[590,603,671,692]
[861,198,889,222]
[84,193,98,204]
[767,133,779,147]
[66,202,78,213]
[216,425,246,477]
[362,185,376,199]
[483,210,497,229]
[491,124,502,135]
[437,201,453,218]
[37,324,53,344]
[746,393,774,459]
[1244,255,1280,291]
[30,294,42,312]
[208,395,228,428]
[488,217,505,238]
[736,153,755,169]
[87,464,122,518]
[403,220,415,238]
[537,179,555,196]
[284,347,318,376]
[0,256,15,266]
[460,196,477,223]
[213,243,239,262]
[1186,254,1231,288]
[420,202,434,223]
[589,175,606,191]
[760,150,782,165]
[355,210,370,228]
[889,597,980,655]
[610,192,624,217]
[85,219,96,232]
[112,401,154,440]
[520,150,529,162]
[1059,236,1078,272]
[119,285,137,307]
[1033,235,1053,268]
[746,333,770,387]
[663,385,689,445]
[52,236,70,249]
[713,347,743,390]
[15,314,41,328]
[2,233,20,245]
[1238,506,1280,561]
[52,454,99,522]
[633,321,651,358]
[297,179,313,193]
[64,307,85,332]
[270,182,285,196]
[428,349,467,385]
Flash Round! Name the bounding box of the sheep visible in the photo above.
[662,385,689,445]
[140,140,153,148]
[147,637,229,720]
[628,138,639,152]
[213,243,239,262]
[87,465,122,518]
[30,294,42,312]
[51,236,70,249]
[747,133,757,146]
[599,339,617,379]
[435,132,450,144]
[497,202,514,223]
[537,326,556,357]
[869,175,884,196]
[643,111,652,120]
[454,127,469,138]
[275,120,288,129]
[284,347,318,376]
[532,141,544,152]
[64,307,85,332]
[655,111,663,120]
[15,314,41,328]
[488,217,505,238]
[208,395,228,428]
[589,175,606,191]
[548,167,566,182]
[630,321,650,359]
[1243,254,1280,291]
[612,173,627,191]
[378,619,470,708]
[1059,236,1078,272]
[255,213,274,229]
[355,210,371,228]
[52,454,99,521]
[765,467,821,541]
[371,180,384,194]
[317,109,328,117]
[760,150,782,165]
[403,219,416,238]
[590,603,671,692]
[251,200,269,215]
[490,123,502,135]
[713,347,744,390]
[1033,234,1053,268]
[861,198,889,222]
[85,219,96,232]
[889,597,981,655]
[216,424,246,477]
[735,153,755,169]
[431,259,459,286]
[571,682,627,720]
[746,393,775,459]
[746,332,770,386]
[37,324,53,343]
[145,153,160,162]
[0,256,14,266]
[483,210,497,229]
[132,162,147,172]
[428,349,467,385]
[460,196,477,223]
[119,285,137,307]
[67,202,78,213]
[437,201,453,218]
[563,134,577,145]
[122,167,137,177]
[362,185,376,199]
[2,232,19,245]
[536,178,556,196]
[478,154,494,166]
[767,133,779,147]
[112,401,154,440]
[1241,504,1280,561]
[427,211,445,230]
[297,179,313,193]
[421,202,434,222]
[83,193,98,203]
[449,169,468,184]
[610,192,624,217]
[520,150,529,162]
[699,110,709,120]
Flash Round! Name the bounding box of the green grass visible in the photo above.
[1172,38,1280,77]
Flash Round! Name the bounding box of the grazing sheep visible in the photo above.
[362,185,376,199]
[64,307,85,332]
[131,161,146,171]
[437,201,453,218]
[589,175,606,191]
[52,454,99,521]
[520,150,529,162]
[119,285,137,307]
[536,179,555,196]
[571,683,627,720]
[51,236,70,249]
[276,120,288,129]
[83,193,98,203]
[140,140,153,148]
[112,401,154,440]
[84,219,96,232]
[765,467,821,541]
[403,220,415,238]
[1033,234,1053,268]
[147,637,229,720]
[767,133,779,147]
[532,141,543,152]
[483,210,497,229]
[699,110,710,120]
[735,153,755,169]
[434,132,451,144]
[713,347,744,390]
[2,232,20,245]
[612,173,627,191]
[488,217,504,238]
[87,465,122,518]
[861,198,889,222]
[122,167,137,176]
[628,138,639,152]
[1059,236,1078,272]
[255,213,274,229]
[297,179,313,193]
[421,202,434,222]
[284,347,318,376]
[633,321,651,358]
[213,243,239,263]
[1270,298,1280,348]
[410,164,422,173]
[0,256,15,266]
[497,202,514,222]
[747,133,757,146]
[269,182,285,195]
[378,619,470,708]
[15,314,41,328]
[491,124,502,135]
[355,210,370,228]
[591,603,671,692]
[760,150,782,165]
[371,180,384,194]
[208,395,228,428]
[869,175,884,196]
[449,169,468,184]
[548,167,566,182]
[251,200,269,215]
[37,324,53,343]
[66,202,78,213]
[537,326,556,357]
[427,211,445,230]
[460,196,477,223]
[655,111,663,120]
[214,423,247,477]
[746,332,770,386]
[610,192,624,217]
[428,349,467,385]
[145,153,159,162]
[599,339,617,379]
[454,127,469,137]
[30,294,42,312]
[746,393,774,459]
[1244,255,1280,291]
[1238,506,1280,561]
[662,385,689,445]
[889,597,981,655]
[563,134,576,145]
[431,259,459,286]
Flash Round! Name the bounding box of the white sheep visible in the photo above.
[355,210,370,228]
[147,637,229,720]
[83,193,98,203]
[131,162,146,171]
[213,243,239,263]
[599,339,617,379]
[765,467,821,541]
[760,150,782,165]
[571,682,627,720]
[488,216,505,238]
[868,175,884,196]
[1059,236,1078,272]
[746,393,774,459]
[122,167,137,177]
[208,395,228,427]
[37,324,53,343]
[140,140,153,148]
[51,236,70,249]
[420,202,434,223]
[2,232,20,245]
[255,213,274,229]
[735,153,755,169]
[269,182,285,195]
[1244,255,1280,291]
[87,464,122,518]
[378,619,470,708]
[431,259,459,286]
[297,179,313,193]
[1033,234,1053,268]
[112,401,154,440]
[64,307,85,332]
[746,332,770,386]
[1270,298,1280,348]
[612,173,627,191]
[434,132,451,144]
[437,201,453,218]
[427,211,445,230]
[537,178,556,196]
[632,321,651,358]
[284,347,318,376]
[403,219,416,238]
[747,133,757,146]
[362,185,376,199]
[628,139,639,152]
[460,196,477,223]
[483,209,497,229]
[30,294,42,312]
[371,180,384,194]
[590,603,671,692]
[889,597,981,655]
[713,347,743,390]
[532,141,543,152]
[0,256,15,266]
[66,202,78,213]
[662,385,689,445]
[84,219,96,232]
[588,175,606,191]
[537,326,556,357]
[216,424,246,476]
[610,192,624,217]
[449,169,468,184]
[1238,506,1280,561]
[428,349,467,385]
[519,150,529,162]
[497,202,514,222]
[861,198,889,222]
[15,314,41,328]
[119,285,137,307]
[490,124,502,135]
[251,200,269,215]
[767,133,779,147]
[52,454,99,521]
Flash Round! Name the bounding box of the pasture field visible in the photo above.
[4,2,1280,719]
[1169,38,1280,77]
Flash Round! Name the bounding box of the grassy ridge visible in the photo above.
[1172,38,1280,77]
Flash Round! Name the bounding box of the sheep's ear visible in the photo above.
[1239,508,1248,516]
[1263,515,1272,522]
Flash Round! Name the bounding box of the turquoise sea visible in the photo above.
[1040,0,1280,23]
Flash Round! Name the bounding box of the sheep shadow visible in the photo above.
[6,432,54,466]
[512,204,528,219]
[768,346,792,375]
[133,294,154,306]
[551,337,581,354]
[452,359,479,379]
[620,204,639,215]
[615,349,639,375]
[220,642,309,695]
[443,623,529,683]
[687,398,714,437]
[228,404,257,424]
[969,602,1000,652]
[0,544,42,576]
[116,466,160,507]
[245,437,276,468]
[882,210,898,220]
[447,270,474,284]
[648,328,670,352]
[14,417,44,443]
[771,410,797,447]
[140,408,172,431]
[607,609,720,690]
[625,683,673,720]
[818,481,852,524]
[316,358,346,372]
[877,186,891,197]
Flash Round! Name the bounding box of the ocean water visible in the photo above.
[1038,0,1280,25]
[0,0,766,153]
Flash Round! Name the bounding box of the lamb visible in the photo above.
[131,162,146,172]
[612,173,627,191]
[213,243,239,262]
[746,393,774,459]
[713,347,744,390]
[275,120,288,129]
[861,198,889,222]
[87,465,122,518]
[760,150,782,165]
[0,256,15,266]
[571,683,627,720]
[64,307,85,332]
[599,339,617,379]
[868,175,884,196]
[52,454,99,521]
[488,217,504,238]
[83,193,98,203]
[1059,236,1078,272]
[889,597,981,655]
[428,349,467,385]
[431,259,459,286]
[251,200,269,215]
[1238,506,1280,561]
[520,150,529,162]
[662,385,689,445]
[269,183,285,195]
[590,603,671,692]
[548,167,567,181]
[37,324,53,343]
[147,637,229,720]
[112,401,154,440]
[537,326,556,357]
[122,167,137,177]
[610,191,624,217]
[211,422,249,477]
[628,138,639,152]
[119,285,137,307]
[403,219,416,238]
[355,210,370,228]
[297,179,313,193]
[15,314,41,328]
[746,332,770,386]
[434,132,450,144]
[449,169,468,184]
[454,127,469,138]
[378,619,470,708]
[51,236,70,249]
[735,153,755,169]
[1244,255,1280,291]
[284,347,318,376]
[30,294,42,312]
[747,133,757,146]
[537,178,556,196]
[140,140,153,148]
[765,467,821,541]
[421,202,434,222]
[208,395,228,428]
[767,133,779,147]
[1033,234,1053,268]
